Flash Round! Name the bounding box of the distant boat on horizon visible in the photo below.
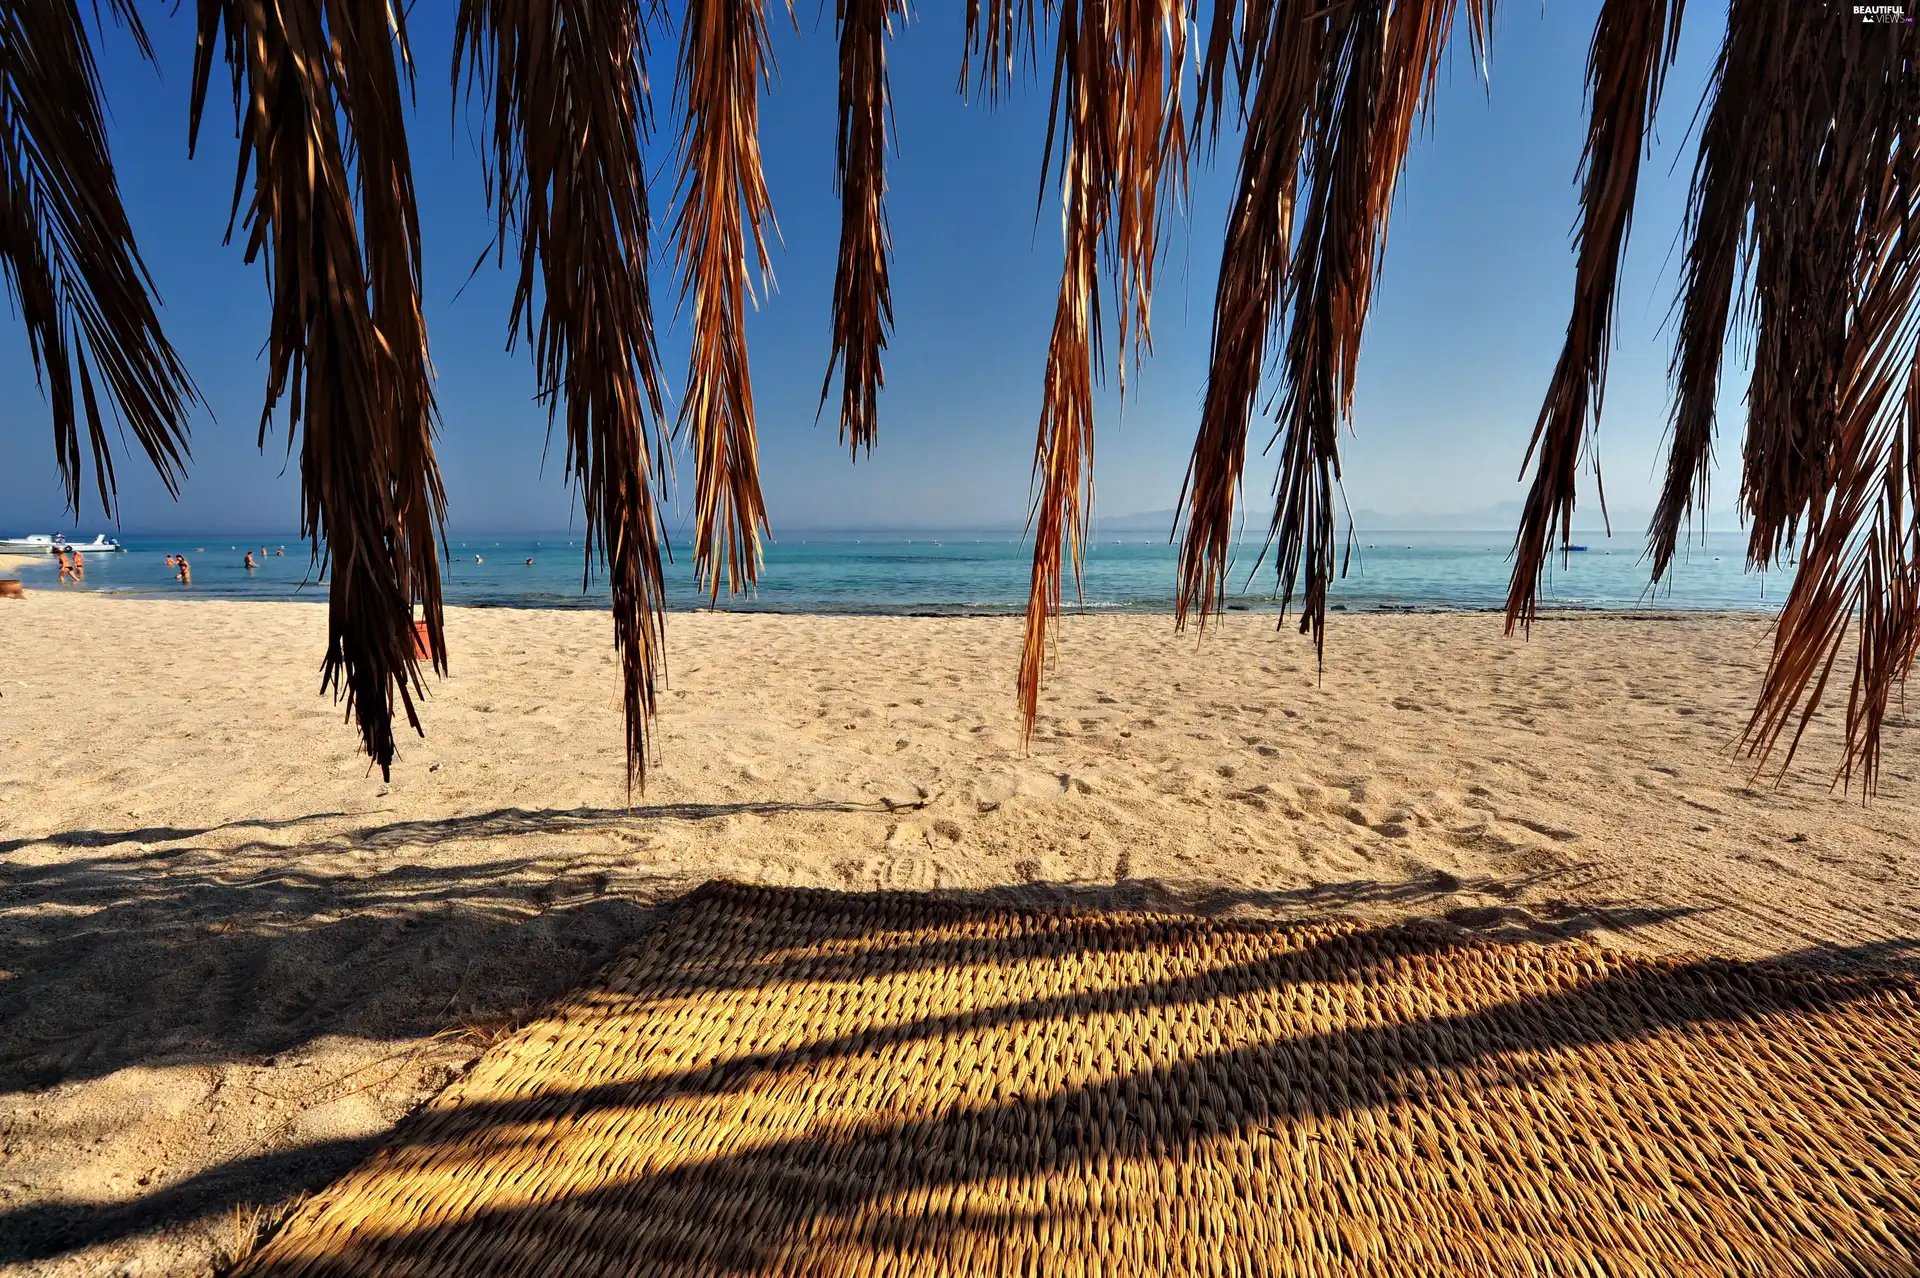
[0,533,126,554]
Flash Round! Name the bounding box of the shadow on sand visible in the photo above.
[0,803,895,1093]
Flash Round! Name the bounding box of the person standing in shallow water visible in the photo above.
[244,551,257,571]
[176,555,191,585]
[58,549,73,583]
[70,549,83,580]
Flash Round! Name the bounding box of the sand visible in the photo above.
[2,593,1916,1275]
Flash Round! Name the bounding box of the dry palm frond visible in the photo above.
[1178,0,1323,630]
[455,0,673,792]
[1646,0,1765,583]
[1729,9,1920,791]
[189,0,444,780]
[820,0,907,459]
[960,0,1038,100]
[1506,0,1684,631]
[1195,0,1283,151]
[1017,0,1187,735]
[674,0,779,604]
[1179,0,1485,657]
[0,0,197,516]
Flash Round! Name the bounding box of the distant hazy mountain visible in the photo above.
[1091,508,1183,535]
[1094,502,1650,536]
[773,502,1745,538]
[1344,501,1625,533]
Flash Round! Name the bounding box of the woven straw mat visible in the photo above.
[240,881,1920,1276]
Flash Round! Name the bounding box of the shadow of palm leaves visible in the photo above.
[191,886,1920,1275]
[0,802,890,1088]
[3,874,1912,1270]
[0,800,884,857]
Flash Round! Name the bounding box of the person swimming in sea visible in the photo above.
[165,554,176,569]
[525,557,534,565]
[275,546,285,557]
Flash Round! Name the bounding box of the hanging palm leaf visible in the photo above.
[821,0,908,460]
[1647,0,1764,584]
[188,0,444,779]
[1507,0,1685,630]
[455,0,674,791]
[1017,0,1187,734]
[960,0,1038,100]
[0,0,197,516]
[1178,0,1325,631]
[1178,0,1490,664]
[1723,6,1920,790]
[675,0,780,604]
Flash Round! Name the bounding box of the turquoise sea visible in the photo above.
[15,528,1791,614]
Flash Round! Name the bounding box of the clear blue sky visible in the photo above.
[1,1,1743,537]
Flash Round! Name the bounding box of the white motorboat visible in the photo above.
[0,533,127,554]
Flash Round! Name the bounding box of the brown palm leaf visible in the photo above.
[960,0,1039,100]
[1506,0,1684,631]
[455,0,675,791]
[1179,0,1486,658]
[1731,10,1920,790]
[674,0,780,604]
[189,0,444,780]
[0,0,197,516]
[820,0,907,459]
[1646,0,1765,583]
[1178,0,1324,631]
[1017,0,1187,735]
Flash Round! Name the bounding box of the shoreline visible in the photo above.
[4,586,1784,621]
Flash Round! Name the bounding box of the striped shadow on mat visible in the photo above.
[240,881,1920,1276]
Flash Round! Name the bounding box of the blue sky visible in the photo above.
[1,1,1743,537]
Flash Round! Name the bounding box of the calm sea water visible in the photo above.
[14,528,1791,614]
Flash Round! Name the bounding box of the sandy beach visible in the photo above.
[3,593,1917,1274]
